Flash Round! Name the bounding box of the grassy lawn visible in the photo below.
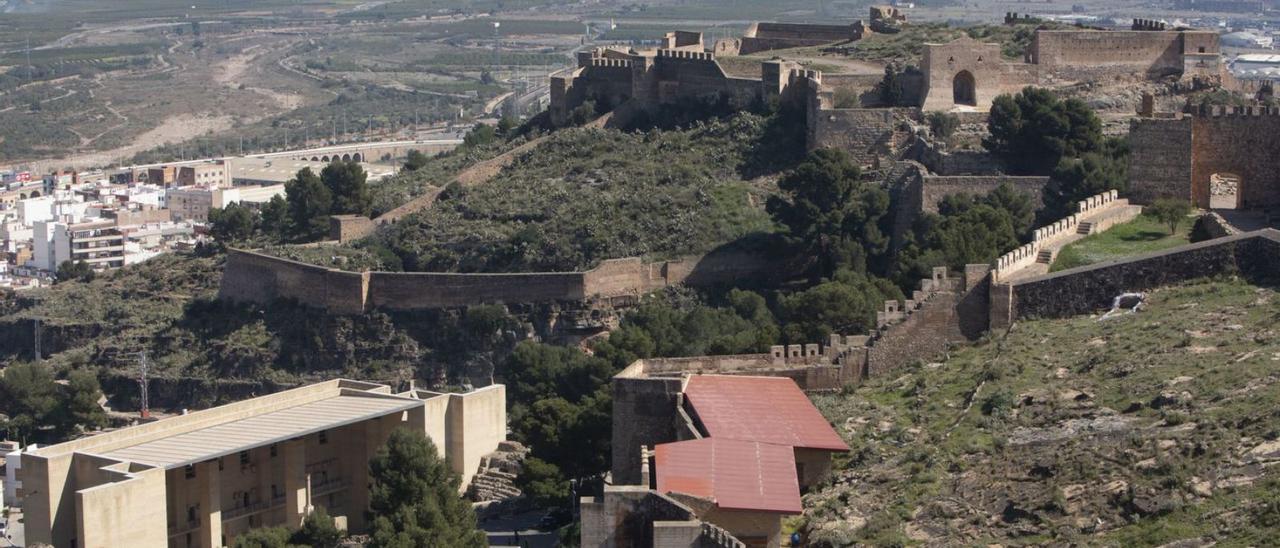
[1049,213,1193,272]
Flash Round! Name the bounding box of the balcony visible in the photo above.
[312,476,346,497]
[168,517,201,538]
[222,494,286,521]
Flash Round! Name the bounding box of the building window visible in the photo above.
[240,450,250,466]
[218,457,224,471]
[1198,46,1206,53]
[270,444,278,458]
[185,464,196,479]
[319,431,328,445]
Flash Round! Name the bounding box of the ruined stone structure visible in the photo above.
[218,248,774,314]
[714,22,865,57]
[918,23,1224,112]
[549,39,816,127]
[1129,104,1280,209]
[920,36,1037,112]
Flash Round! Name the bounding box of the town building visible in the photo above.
[32,220,126,272]
[178,162,231,188]
[582,374,848,548]
[17,379,507,548]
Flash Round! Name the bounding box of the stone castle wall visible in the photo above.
[1029,30,1187,77]
[992,229,1280,326]
[1129,106,1280,209]
[919,175,1050,213]
[1189,106,1280,209]
[731,21,865,55]
[1127,115,1194,205]
[219,248,775,314]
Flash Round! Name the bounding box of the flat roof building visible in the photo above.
[18,379,506,548]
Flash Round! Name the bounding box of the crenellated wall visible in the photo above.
[991,190,1135,283]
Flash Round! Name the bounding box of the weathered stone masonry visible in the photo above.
[218,248,774,314]
[1129,106,1280,209]
[990,229,1280,328]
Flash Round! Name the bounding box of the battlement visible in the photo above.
[590,58,633,68]
[1132,18,1168,31]
[1004,12,1039,25]
[788,68,823,84]
[1193,104,1280,118]
[1076,189,1120,215]
[656,49,715,62]
[993,190,1129,282]
[876,266,953,328]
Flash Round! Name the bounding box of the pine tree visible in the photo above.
[367,428,486,548]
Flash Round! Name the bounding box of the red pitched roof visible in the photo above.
[683,375,849,452]
[655,437,802,514]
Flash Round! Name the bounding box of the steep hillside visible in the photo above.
[0,252,541,408]
[806,279,1280,546]
[285,112,801,273]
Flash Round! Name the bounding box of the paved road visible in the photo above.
[2,509,24,548]
[480,510,558,548]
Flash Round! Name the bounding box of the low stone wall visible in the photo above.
[992,229,1280,326]
[219,248,776,313]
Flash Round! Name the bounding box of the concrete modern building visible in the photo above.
[18,379,507,548]
[34,220,126,272]
[177,162,231,188]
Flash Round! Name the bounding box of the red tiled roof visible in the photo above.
[654,437,802,514]
[683,375,849,452]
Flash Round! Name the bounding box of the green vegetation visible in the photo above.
[0,362,107,444]
[367,428,486,548]
[1050,213,1194,272]
[985,87,1103,176]
[767,148,890,279]
[804,279,1280,545]
[56,260,97,283]
[232,508,343,548]
[1147,198,1195,234]
[361,113,795,273]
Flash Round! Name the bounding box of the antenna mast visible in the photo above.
[137,352,151,419]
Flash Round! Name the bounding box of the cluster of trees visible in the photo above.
[0,363,107,444]
[208,161,371,245]
[983,87,1129,219]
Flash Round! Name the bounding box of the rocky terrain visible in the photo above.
[806,279,1280,546]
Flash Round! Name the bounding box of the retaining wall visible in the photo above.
[991,229,1280,327]
[219,248,775,313]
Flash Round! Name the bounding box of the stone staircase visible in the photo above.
[1077,221,1093,234]
[1036,249,1054,264]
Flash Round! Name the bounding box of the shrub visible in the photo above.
[1146,198,1193,234]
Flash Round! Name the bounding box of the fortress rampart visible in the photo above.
[1129,105,1280,209]
[991,190,1135,283]
[991,229,1280,327]
[218,248,775,314]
